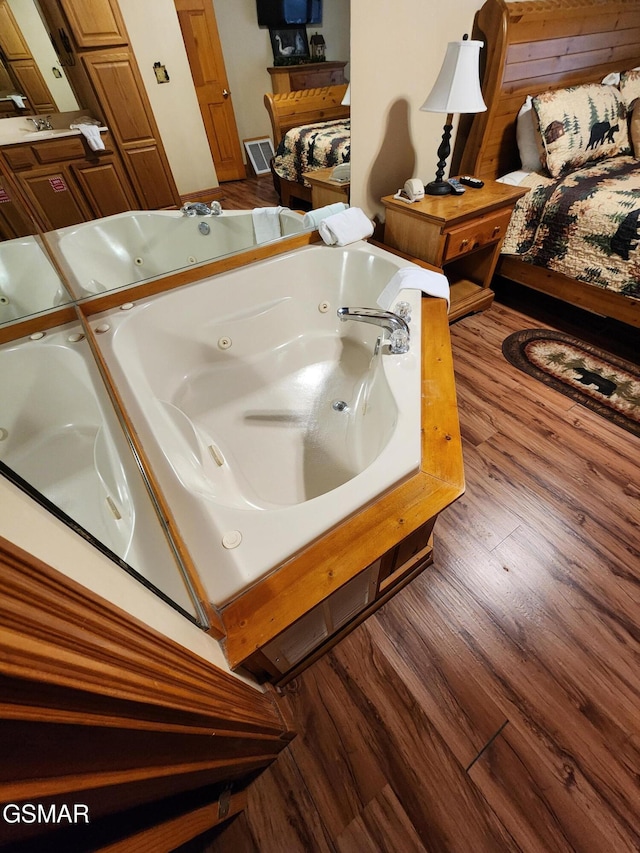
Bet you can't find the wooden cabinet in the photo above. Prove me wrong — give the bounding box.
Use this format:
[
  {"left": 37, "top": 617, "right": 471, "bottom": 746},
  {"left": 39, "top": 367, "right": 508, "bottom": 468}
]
[
  {"left": 58, "top": 0, "right": 128, "bottom": 48},
  {"left": 267, "top": 61, "right": 348, "bottom": 94},
  {"left": 5, "top": 132, "right": 137, "bottom": 230},
  {"left": 0, "top": 0, "right": 30, "bottom": 59},
  {"left": 36, "top": 0, "right": 181, "bottom": 211},
  {"left": 0, "top": 173, "right": 35, "bottom": 240},
  {"left": 382, "top": 180, "right": 528, "bottom": 322},
  {"left": 259, "top": 517, "right": 436, "bottom": 677},
  {"left": 81, "top": 50, "right": 179, "bottom": 209}
]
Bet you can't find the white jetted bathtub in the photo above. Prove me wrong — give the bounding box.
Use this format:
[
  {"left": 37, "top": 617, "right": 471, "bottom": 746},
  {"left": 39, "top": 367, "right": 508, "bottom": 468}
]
[
  {"left": 93, "top": 242, "right": 424, "bottom": 605},
  {"left": 0, "top": 323, "right": 197, "bottom": 617},
  {"left": 0, "top": 236, "right": 71, "bottom": 323},
  {"left": 48, "top": 208, "right": 306, "bottom": 296}
]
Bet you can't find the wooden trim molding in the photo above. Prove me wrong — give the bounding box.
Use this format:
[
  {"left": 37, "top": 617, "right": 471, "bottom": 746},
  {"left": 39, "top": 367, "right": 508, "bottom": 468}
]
[{"left": 0, "top": 535, "right": 294, "bottom": 847}]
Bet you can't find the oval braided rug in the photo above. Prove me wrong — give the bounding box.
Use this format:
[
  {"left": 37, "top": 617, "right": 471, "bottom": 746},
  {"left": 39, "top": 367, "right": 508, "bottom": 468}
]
[{"left": 502, "top": 329, "right": 640, "bottom": 438}]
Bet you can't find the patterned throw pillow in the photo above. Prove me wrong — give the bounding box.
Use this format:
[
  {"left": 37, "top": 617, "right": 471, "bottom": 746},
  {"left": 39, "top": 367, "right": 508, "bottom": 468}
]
[
  {"left": 630, "top": 99, "right": 640, "bottom": 158},
  {"left": 532, "top": 83, "right": 629, "bottom": 177},
  {"left": 620, "top": 69, "right": 640, "bottom": 110}
]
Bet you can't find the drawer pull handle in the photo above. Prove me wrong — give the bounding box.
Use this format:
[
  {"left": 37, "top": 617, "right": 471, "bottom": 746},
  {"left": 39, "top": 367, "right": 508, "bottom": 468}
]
[
  {"left": 472, "top": 241, "right": 480, "bottom": 250},
  {"left": 492, "top": 226, "right": 501, "bottom": 236},
  {"left": 460, "top": 239, "right": 469, "bottom": 250}
]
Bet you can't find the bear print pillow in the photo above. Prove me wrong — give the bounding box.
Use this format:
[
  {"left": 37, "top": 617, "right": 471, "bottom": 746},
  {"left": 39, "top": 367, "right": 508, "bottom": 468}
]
[{"left": 532, "top": 83, "right": 630, "bottom": 178}]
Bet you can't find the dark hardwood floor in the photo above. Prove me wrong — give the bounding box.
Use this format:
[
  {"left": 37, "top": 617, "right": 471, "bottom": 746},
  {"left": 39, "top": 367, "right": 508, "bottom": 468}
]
[
  {"left": 215, "top": 174, "right": 281, "bottom": 210},
  {"left": 188, "top": 179, "right": 640, "bottom": 852}
]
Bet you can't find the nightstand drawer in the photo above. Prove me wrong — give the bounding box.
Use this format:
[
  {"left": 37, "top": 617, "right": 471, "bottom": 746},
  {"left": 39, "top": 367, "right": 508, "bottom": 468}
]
[{"left": 443, "top": 209, "right": 512, "bottom": 262}]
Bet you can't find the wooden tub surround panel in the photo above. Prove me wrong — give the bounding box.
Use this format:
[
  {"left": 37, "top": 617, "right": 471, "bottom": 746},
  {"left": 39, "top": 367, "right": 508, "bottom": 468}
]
[
  {"left": 0, "top": 536, "right": 294, "bottom": 850},
  {"left": 221, "top": 296, "right": 464, "bottom": 679}
]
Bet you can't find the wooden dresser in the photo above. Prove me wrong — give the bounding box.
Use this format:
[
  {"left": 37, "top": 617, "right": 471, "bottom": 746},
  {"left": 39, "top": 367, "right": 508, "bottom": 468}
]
[{"left": 267, "top": 61, "right": 348, "bottom": 93}]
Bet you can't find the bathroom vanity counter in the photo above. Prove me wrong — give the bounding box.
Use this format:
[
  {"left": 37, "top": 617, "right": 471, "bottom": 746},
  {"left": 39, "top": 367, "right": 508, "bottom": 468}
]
[
  {"left": 0, "top": 123, "right": 136, "bottom": 231},
  {"left": 0, "top": 125, "right": 108, "bottom": 147}
]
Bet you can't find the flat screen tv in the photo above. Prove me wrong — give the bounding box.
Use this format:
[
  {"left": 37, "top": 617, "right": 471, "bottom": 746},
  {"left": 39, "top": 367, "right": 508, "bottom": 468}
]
[{"left": 257, "top": 0, "right": 322, "bottom": 26}]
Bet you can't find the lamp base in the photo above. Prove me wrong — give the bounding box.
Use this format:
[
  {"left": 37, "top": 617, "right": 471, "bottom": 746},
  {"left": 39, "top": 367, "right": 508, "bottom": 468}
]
[{"left": 425, "top": 179, "right": 452, "bottom": 196}]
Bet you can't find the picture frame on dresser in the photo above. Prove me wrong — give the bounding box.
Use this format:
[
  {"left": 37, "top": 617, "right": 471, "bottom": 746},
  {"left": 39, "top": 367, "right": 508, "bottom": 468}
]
[{"left": 269, "top": 27, "right": 310, "bottom": 63}]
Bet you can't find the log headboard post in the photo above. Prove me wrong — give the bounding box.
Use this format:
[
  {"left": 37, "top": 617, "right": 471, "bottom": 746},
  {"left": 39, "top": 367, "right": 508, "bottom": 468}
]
[{"left": 455, "top": 0, "right": 640, "bottom": 181}]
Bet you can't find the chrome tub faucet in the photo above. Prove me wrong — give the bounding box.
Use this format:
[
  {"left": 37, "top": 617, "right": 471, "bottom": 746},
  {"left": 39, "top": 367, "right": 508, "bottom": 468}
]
[
  {"left": 337, "top": 306, "right": 410, "bottom": 354},
  {"left": 181, "top": 200, "right": 222, "bottom": 217}
]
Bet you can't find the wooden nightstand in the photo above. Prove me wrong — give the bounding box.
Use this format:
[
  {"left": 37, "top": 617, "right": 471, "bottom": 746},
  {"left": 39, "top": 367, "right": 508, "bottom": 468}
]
[
  {"left": 303, "top": 167, "right": 350, "bottom": 208},
  {"left": 381, "top": 180, "right": 527, "bottom": 322}
]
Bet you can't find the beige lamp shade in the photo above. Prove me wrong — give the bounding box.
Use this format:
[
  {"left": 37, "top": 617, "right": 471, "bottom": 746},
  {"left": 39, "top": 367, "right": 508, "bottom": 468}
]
[{"left": 420, "top": 39, "right": 487, "bottom": 114}]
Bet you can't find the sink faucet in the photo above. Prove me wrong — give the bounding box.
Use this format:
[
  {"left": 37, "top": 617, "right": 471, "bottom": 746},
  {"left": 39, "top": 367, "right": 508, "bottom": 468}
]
[
  {"left": 27, "top": 115, "right": 53, "bottom": 131},
  {"left": 337, "top": 306, "right": 410, "bottom": 354},
  {"left": 181, "top": 200, "right": 222, "bottom": 217}
]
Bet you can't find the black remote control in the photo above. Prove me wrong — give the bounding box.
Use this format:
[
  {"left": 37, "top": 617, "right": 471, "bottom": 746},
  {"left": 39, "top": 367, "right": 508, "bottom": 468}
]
[
  {"left": 459, "top": 175, "right": 484, "bottom": 188},
  {"left": 447, "top": 178, "right": 466, "bottom": 195}
]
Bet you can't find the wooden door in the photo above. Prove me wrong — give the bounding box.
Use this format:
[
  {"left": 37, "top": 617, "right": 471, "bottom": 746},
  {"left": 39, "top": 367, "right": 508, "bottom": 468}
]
[{"left": 175, "top": 0, "right": 245, "bottom": 182}]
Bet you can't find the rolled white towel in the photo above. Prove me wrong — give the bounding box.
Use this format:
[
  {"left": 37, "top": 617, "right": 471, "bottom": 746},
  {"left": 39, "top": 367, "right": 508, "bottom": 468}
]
[
  {"left": 302, "top": 202, "right": 349, "bottom": 229},
  {"left": 253, "top": 206, "right": 284, "bottom": 243},
  {"left": 70, "top": 123, "right": 105, "bottom": 151},
  {"left": 377, "top": 266, "right": 450, "bottom": 311},
  {"left": 318, "top": 207, "right": 374, "bottom": 246}
]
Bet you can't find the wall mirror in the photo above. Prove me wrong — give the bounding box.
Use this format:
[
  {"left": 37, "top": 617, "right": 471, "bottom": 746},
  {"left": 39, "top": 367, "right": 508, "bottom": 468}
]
[
  {"left": 0, "top": 0, "right": 320, "bottom": 323},
  {"left": 0, "top": 312, "right": 206, "bottom": 625},
  {"left": 1, "top": 0, "right": 349, "bottom": 626},
  {"left": 0, "top": 0, "right": 80, "bottom": 116}
]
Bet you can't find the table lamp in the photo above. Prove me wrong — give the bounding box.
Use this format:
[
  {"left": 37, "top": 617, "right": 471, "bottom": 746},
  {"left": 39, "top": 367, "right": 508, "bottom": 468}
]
[{"left": 420, "top": 35, "right": 486, "bottom": 195}]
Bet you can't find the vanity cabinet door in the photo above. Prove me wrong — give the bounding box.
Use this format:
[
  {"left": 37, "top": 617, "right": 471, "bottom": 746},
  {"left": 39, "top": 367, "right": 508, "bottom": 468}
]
[
  {"left": 71, "top": 156, "right": 136, "bottom": 217},
  {"left": 57, "top": 0, "right": 128, "bottom": 48},
  {"left": 17, "top": 165, "right": 93, "bottom": 229},
  {"left": 0, "top": 174, "right": 36, "bottom": 239}
]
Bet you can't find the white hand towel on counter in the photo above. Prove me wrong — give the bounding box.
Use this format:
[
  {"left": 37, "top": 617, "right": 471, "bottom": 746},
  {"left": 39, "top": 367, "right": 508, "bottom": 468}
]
[
  {"left": 377, "top": 266, "right": 450, "bottom": 311},
  {"left": 302, "top": 202, "right": 349, "bottom": 229},
  {"left": 253, "top": 206, "right": 284, "bottom": 243},
  {"left": 70, "top": 123, "right": 105, "bottom": 151},
  {"left": 318, "top": 207, "right": 374, "bottom": 246}
]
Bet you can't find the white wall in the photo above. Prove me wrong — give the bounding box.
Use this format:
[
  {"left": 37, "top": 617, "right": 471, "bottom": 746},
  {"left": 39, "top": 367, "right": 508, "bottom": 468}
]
[
  {"left": 350, "top": 0, "right": 484, "bottom": 219},
  {"left": 119, "top": 0, "right": 218, "bottom": 196}
]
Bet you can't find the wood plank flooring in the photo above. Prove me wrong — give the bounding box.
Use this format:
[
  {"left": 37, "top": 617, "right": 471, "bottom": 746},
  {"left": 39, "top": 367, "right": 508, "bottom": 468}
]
[{"left": 186, "top": 183, "right": 639, "bottom": 851}]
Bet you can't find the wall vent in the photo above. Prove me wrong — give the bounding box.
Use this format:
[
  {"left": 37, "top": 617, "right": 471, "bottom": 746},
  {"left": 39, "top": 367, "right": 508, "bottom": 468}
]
[{"left": 243, "top": 137, "right": 276, "bottom": 176}]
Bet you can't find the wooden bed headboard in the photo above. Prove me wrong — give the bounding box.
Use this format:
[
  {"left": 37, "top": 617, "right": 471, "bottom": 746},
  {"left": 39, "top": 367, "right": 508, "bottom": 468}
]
[
  {"left": 456, "top": 0, "right": 640, "bottom": 180},
  {"left": 264, "top": 83, "right": 350, "bottom": 148}
]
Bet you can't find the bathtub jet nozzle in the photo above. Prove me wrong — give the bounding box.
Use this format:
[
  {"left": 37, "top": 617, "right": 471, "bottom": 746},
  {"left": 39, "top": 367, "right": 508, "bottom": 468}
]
[{"left": 337, "top": 306, "right": 410, "bottom": 354}]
